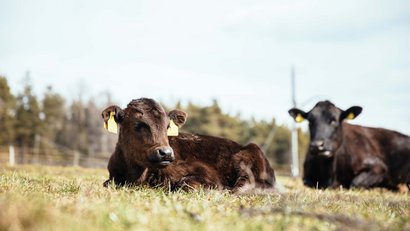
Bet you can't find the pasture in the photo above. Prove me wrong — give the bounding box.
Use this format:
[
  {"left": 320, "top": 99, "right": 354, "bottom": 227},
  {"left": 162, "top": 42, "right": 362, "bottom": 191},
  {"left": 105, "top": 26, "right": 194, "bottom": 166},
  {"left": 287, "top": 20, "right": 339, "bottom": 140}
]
[{"left": 0, "top": 165, "right": 408, "bottom": 231}]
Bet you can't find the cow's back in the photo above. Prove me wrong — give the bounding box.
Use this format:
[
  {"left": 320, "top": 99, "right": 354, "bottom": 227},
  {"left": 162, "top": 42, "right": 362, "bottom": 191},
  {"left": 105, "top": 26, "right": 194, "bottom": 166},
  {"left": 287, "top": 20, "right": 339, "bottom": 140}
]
[
  {"left": 169, "top": 133, "right": 242, "bottom": 161},
  {"left": 340, "top": 124, "right": 410, "bottom": 186},
  {"left": 168, "top": 133, "right": 244, "bottom": 186},
  {"left": 371, "top": 127, "right": 410, "bottom": 184}
]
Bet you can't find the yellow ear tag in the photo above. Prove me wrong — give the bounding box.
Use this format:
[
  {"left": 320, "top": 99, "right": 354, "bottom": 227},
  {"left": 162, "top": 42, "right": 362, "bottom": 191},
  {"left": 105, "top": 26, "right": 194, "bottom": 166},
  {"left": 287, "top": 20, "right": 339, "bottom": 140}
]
[
  {"left": 346, "top": 112, "right": 355, "bottom": 120},
  {"left": 167, "top": 120, "right": 179, "bottom": 136},
  {"left": 295, "top": 113, "right": 304, "bottom": 123},
  {"left": 104, "top": 112, "right": 118, "bottom": 134}
]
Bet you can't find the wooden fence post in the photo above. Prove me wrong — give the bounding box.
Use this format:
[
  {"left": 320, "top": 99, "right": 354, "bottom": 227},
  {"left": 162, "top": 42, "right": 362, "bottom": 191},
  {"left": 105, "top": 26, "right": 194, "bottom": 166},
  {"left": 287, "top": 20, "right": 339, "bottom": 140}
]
[
  {"left": 73, "top": 151, "right": 80, "bottom": 167},
  {"left": 9, "top": 145, "right": 15, "bottom": 166}
]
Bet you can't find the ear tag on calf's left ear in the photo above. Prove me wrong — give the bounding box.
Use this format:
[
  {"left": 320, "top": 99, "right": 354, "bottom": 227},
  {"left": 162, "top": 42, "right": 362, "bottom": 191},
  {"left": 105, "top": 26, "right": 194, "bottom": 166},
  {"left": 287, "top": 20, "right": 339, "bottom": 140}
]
[
  {"left": 104, "top": 112, "right": 118, "bottom": 134},
  {"left": 346, "top": 112, "right": 355, "bottom": 120},
  {"left": 167, "top": 120, "right": 179, "bottom": 136},
  {"left": 295, "top": 113, "right": 304, "bottom": 123}
]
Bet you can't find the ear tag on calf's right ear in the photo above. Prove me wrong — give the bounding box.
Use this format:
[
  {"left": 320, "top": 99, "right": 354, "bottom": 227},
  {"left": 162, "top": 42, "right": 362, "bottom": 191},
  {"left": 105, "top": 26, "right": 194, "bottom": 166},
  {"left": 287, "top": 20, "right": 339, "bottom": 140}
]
[
  {"left": 167, "top": 120, "right": 179, "bottom": 136},
  {"left": 104, "top": 112, "right": 118, "bottom": 134},
  {"left": 346, "top": 112, "right": 355, "bottom": 120},
  {"left": 295, "top": 113, "right": 304, "bottom": 123}
]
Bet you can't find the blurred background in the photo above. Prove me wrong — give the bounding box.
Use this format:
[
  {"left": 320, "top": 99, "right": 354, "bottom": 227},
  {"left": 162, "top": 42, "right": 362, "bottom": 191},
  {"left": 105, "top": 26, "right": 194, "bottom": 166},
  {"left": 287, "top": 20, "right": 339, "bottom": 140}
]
[{"left": 0, "top": 0, "right": 409, "bottom": 175}]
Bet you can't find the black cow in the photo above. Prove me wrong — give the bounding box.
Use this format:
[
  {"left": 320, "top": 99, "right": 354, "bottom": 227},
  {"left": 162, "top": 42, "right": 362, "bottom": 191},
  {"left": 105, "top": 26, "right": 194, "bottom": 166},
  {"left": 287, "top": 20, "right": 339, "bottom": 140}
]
[{"left": 289, "top": 100, "right": 410, "bottom": 190}]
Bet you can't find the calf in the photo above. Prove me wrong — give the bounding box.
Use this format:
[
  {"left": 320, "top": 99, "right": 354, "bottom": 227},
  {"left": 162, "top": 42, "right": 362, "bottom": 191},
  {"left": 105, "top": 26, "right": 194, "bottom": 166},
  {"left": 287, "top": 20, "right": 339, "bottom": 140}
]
[
  {"left": 102, "top": 98, "right": 275, "bottom": 192},
  {"left": 289, "top": 100, "right": 410, "bottom": 190}
]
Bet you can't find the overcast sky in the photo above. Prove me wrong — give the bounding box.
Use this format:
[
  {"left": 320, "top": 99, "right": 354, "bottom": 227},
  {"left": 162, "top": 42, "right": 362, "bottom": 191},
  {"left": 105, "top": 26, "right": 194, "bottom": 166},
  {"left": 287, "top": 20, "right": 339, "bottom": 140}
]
[{"left": 1, "top": 0, "right": 409, "bottom": 134}]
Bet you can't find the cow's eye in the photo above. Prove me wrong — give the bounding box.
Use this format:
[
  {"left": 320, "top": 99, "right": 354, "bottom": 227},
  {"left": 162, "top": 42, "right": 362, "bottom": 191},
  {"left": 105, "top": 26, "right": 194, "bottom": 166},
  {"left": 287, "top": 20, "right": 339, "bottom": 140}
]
[{"left": 135, "top": 122, "right": 149, "bottom": 132}]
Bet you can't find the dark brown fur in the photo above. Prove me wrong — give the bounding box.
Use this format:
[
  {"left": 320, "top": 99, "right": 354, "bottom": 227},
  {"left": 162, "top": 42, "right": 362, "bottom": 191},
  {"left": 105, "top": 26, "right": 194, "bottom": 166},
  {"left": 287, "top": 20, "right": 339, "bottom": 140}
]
[
  {"left": 102, "top": 98, "right": 275, "bottom": 192},
  {"left": 289, "top": 101, "right": 410, "bottom": 190},
  {"left": 332, "top": 124, "right": 410, "bottom": 189}
]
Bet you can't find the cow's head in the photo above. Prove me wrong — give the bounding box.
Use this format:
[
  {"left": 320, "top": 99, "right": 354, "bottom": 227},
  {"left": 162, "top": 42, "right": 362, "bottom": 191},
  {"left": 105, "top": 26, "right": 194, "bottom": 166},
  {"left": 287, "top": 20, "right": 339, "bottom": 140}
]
[
  {"left": 288, "top": 100, "right": 362, "bottom": 158},
  {"left": 102, "top": 98, "right": 187, "bottom": 168}
]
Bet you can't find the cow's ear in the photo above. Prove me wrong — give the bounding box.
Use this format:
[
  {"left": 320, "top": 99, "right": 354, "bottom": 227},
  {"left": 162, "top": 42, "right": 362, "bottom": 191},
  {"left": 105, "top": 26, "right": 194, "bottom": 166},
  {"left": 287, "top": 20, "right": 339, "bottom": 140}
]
[
  {"left": 340, "top": 106, "right": 362, "bottom": 120},
  {"left": 288, "top": 108, "right": 307, "bottom": 123},
  {"left": 102, "top": 105, "right": 124, "bottom": 134},
  {"left": 168, "top": 109, "right": 188, "bottom": 127},
  {"left": 102, "top": 105, "right": 124, "bottom": 123}
]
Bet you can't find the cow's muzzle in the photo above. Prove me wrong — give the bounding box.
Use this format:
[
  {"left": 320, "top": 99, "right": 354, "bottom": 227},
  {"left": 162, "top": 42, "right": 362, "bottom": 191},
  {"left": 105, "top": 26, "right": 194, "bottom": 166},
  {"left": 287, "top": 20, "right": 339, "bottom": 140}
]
[
  {"left": 147, "top": 146, "right": 175, "bottom": 167},
  {"left": 309, "top": 140, "right": 332, "bottom": 157}
]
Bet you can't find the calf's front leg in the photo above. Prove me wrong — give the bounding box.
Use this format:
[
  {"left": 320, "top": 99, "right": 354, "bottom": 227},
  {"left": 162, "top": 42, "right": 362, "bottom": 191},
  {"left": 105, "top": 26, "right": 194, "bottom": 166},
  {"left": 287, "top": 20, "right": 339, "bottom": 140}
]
[{"left": 104, "top": 145, "right": 145, "bottom": 187}]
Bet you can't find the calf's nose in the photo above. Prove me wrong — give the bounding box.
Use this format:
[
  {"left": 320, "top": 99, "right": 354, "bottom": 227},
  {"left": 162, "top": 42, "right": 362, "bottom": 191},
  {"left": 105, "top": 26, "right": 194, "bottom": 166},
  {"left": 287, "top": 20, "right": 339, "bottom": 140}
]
[
  {"left": 310, "top": 140, "right": 325, "bottom": 150},
  {"left": 157, "top": 147, "right": 174, "bottom": 159}
]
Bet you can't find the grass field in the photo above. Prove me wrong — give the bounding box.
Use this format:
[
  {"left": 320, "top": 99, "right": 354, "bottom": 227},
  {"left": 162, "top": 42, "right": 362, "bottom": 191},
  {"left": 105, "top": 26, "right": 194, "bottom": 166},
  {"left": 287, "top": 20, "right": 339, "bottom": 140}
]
[{"left": 0, "top": 165, "right": 409, "bottom": 231}]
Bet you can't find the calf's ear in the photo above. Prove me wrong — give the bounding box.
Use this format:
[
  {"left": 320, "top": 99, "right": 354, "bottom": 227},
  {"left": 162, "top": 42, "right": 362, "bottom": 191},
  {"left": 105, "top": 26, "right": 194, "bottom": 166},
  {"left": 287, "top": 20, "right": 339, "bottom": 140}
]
[
  {"left": 340, "top": 106, "right": 362, "bottom": 120},
  {"left": 102, "top": 105, "right": 124, "bottom": 134},
  {"left": 102, "top": 105, "right": 124, "bottom": 123},
  {"left": 288, "top": 108, "right": 307, "bottom": 123},
  {"left": 168, "top": 109, "right": 188, "bottom": 127}
]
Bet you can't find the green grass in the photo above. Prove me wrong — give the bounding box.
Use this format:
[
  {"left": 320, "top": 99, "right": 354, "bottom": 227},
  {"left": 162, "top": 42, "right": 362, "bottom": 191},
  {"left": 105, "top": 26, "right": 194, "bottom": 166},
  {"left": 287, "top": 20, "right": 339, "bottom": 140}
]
[{"left": 0, "top": 165, "right": 409, "bottom": 231}]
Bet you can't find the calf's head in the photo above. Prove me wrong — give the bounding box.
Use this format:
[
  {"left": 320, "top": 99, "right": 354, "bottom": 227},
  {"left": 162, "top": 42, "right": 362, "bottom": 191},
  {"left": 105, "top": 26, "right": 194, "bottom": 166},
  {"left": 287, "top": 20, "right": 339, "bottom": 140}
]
[
  {"left": 102, "top": 98, "right": 187, "bottom": 168},
  {"left": 288, "top": 100, "right": 362, "bottom": 157}
]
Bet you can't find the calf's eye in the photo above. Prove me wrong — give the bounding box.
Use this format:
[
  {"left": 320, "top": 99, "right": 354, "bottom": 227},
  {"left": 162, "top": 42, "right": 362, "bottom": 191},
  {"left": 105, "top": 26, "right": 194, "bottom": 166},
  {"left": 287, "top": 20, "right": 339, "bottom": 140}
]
[{"left": 135, "top": 122, "right": 148, "bottom": 132}]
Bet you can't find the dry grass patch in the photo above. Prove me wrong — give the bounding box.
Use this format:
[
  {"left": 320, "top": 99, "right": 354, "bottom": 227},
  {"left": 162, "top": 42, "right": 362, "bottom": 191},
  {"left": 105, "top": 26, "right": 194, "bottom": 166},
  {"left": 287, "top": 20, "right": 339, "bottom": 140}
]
[{"left": 0, "top": 165, "right": 408, "bottom": 231}]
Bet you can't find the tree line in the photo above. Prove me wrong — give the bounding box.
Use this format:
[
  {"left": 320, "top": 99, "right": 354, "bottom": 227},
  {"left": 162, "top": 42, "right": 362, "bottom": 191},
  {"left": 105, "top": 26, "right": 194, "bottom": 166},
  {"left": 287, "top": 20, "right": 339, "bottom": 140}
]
[{"left": 0, "top": 76, "right": 308, "bottom": 171}]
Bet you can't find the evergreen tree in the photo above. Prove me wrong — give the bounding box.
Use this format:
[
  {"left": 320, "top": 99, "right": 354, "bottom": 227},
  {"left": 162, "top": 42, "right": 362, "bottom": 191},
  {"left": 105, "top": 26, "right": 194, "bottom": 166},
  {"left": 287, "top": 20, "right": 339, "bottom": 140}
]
[
  {"left": 0, "top": 76, "right": 16, "bottom": 146},
  {"left": 59, "top": 100, "right": 88, "bottom": 154},
  {"left": 15, "top": 79, "right": 42, "bottom": 158},
  {"left": 271, "top": 125, "right": 291, "bottom": 165},
  {"left": 41, "top": 86, "right": 65, "bottom": 141},
  {"left": 85, "top": 98, "right": 104, "bottom": 156}
]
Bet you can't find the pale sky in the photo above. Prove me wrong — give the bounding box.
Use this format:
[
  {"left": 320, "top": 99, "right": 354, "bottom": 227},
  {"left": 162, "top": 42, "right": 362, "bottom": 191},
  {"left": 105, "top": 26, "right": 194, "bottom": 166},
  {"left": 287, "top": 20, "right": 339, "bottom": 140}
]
[{"left": 1, "top": 0, "right": 409, "bottom": 134}]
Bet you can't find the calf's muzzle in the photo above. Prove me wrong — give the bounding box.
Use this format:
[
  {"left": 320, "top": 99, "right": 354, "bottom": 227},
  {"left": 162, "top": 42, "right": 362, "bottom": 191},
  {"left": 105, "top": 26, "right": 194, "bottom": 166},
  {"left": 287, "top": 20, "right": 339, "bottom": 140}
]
[{"left": 147, "top": 146, "right": 175, "bottom": 167}]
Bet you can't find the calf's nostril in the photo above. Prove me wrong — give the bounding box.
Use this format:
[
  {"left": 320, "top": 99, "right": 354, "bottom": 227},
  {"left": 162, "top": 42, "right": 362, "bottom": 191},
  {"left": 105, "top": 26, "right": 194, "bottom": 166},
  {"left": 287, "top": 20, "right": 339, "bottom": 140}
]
[{"left": 158, "top": 147, "right": 173, "bottom": 157}]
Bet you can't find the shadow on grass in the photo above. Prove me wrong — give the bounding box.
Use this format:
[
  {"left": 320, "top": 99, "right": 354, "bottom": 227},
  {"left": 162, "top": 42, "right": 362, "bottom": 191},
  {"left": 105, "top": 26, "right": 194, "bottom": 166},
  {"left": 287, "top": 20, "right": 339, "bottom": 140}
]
[{"left": 239, "top": 207, "right": 379, "bottom": 231}]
